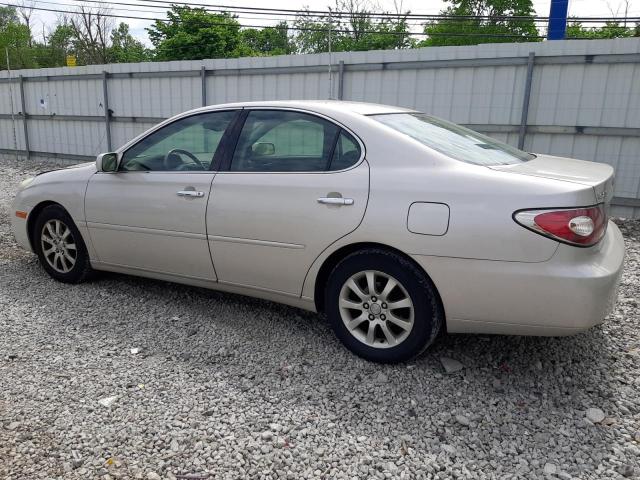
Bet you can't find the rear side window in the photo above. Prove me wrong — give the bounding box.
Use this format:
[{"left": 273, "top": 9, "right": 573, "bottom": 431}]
[
  {"left": 230, "top": 110, "right": 339, "bottom": 172},
  {"left": 371, "top": 113, "right": 534, "bottom": 166},
  {"left": 329, "top": 131, "right": 361, "bottom": 171}
]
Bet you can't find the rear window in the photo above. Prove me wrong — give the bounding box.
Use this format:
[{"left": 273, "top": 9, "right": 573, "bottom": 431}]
[{"left": 371, "top": 113, "right": 534, "bottom": 166}]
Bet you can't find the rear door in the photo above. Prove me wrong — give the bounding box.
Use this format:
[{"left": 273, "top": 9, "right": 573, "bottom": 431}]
[
  {"left": 85, "top": 110, "right": 238, "bottom": 279},
  {"left": 207, "top": 109, "right": 369, "bottom": 295}
]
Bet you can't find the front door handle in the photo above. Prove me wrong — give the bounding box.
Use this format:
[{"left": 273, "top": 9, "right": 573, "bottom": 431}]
[
  {"left": 317, "top": 197, "right": 354, "bottom": 206},
  {"left": 177, "top": 190, "right": 204, "bottom": 197}
]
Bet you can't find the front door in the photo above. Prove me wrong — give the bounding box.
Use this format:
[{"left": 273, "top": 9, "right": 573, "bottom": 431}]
[
  {"left": 85, "top": 110, "right": 238, "bottom": 280},
  {"left": 207, "top": 109, "right": 369, "bottom": 296}
]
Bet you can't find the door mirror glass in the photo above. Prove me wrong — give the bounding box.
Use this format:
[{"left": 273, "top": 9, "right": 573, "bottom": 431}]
[
  {"left": 97, "top": 152, "right": 118, "bottom": 172},
  {"left": 252, "top": 142, "right": 275, "bottom": 156}
]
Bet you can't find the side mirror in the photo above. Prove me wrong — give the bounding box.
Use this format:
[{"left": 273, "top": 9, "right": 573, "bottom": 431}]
[
  {"left": 251, "top": 142, "right": 275, "bottom": 156},
  {"left": 96, "top": 152, "right": 119, "bottom": 172}
]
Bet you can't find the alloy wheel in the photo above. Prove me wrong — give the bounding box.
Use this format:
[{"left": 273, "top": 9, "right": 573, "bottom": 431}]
[
  {"left": 40, "top": 219, "right": 77, "bottom": 274},
  {"left": 338, "top": 270, "right": 415, "bottom": 349}
]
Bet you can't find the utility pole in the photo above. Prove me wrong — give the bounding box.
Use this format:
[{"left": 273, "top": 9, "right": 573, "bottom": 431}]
[
  {"left": 328, "top": 6, "right": 333, "bottom": 99},
  {"left": 5, "top": 47, "right": 19, "bottom": 162},
  {"left": 547, "top": 0, "right": 569, "bottom": 40}
]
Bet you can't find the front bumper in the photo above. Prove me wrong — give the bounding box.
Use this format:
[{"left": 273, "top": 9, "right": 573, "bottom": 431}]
[
  {"left": 10, "top": 199, "right": 33, "bottom": 253},
  {"left": 411, "top": 221, "right": 625, "bottom": 336}
]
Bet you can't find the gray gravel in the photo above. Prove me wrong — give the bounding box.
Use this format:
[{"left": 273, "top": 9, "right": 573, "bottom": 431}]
[{"left": 1, "top": 157, "right": 639, "bottom": 480}]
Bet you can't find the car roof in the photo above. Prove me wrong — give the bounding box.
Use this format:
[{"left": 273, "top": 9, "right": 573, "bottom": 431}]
[{"left": 199, "top": 100, "right": 417, "bottom": 116}]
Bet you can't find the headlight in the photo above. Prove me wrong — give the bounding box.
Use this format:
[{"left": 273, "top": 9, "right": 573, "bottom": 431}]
[{"left": 19, "top": 177, "right": 35, "bottom": 189}]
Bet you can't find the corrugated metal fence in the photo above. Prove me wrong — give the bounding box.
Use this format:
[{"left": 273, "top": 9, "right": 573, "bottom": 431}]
[{"left": 1, "top": 37, "right": 639, "bottom": 217}]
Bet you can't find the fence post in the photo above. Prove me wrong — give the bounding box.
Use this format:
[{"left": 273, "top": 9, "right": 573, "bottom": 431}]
[
  {"left": 18, "top": 75, "right": 30, "bottom": 159},
  {"left": 201, "top": 66, "right": 207, "bottom": 106},
  {"left": 337, "top": 60, "right": 345, "bottom": 100},
  {"left": 518, "top": 52, "right": 535, "bottom": 150},
  {"left": 102, "top": 71, "right": 112, "bottom": 152}
]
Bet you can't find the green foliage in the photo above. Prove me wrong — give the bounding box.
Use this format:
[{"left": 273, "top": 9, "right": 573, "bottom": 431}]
[
  {"left": 292, "top": 1, "right": 413, "bottom": 54},
  {"left": 147, "top": 6, "right": 244, "bottom": 60},
  {"left": 292, "top": 10, "right": 340, "bottom": 54},
  {"left": 49, "top": 24, "right": 75, "bottom": 53},
  {"left": 241, "top": 22, "right": 294, "bottom": 56},
  {"left": 38, "top": 23, "right": 75, "bottom": 67},
  {"left": 4, "top": 0, "right": 638, "bottom": 70},
  {"left": 0, "top": 5, "right": 19, "bottom": 29},
  {"left": 421, "top": 0, "right": 540, "bottom": 46},
  {"left": 566, "top": 21, "right": 639, "bottom": 39},
  {"left": 28, "top": 24, "right": 70, "bottom": 68},
  {"left": 109, "top": 23, "right": 150, "bottom": 63},
  {"left": 344, "top": 19, "right": 414, "bottom": 51},
  {"left": 0, "top": 7, "right": 36, "bottom": 70}
]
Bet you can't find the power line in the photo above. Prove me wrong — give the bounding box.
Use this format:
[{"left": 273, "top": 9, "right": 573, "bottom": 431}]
[
  {"left": 54, "top": 0, "right": 419, "bottom": 31},
  {"left": 47, "top": 0, "right": 640, "bottom": 23},
  {"left": 36, "top": 0, "right": 299, "bottom": 24},
  {"left": 0, "top": 2, "right": 551, "bottom": 38},
  {"left": 5, "top": 1, "right": 635, "bottom": 46},
  {"left": 84, "top": 0, "right": 640, "bottom": 23},
  {"left": 19, "top": 0, "right": 639, "bottom": 30},
  {"left": 55, "top": 0, "right": 548, "bottom": 26}
]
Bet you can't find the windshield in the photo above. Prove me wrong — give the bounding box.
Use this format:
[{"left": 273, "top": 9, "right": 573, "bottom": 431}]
[{"left": 371, "top": 113, "right": 535, "bottom": 166}]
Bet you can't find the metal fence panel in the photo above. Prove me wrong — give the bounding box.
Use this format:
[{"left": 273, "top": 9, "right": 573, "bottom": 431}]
[
  {"left": 27, "top": 119, "right": 106, "bottom": 156},
  {"left": 0, "top": 118, "right": 24, "bottom": 151},
  {"left": 0, "top": 38, "right": 639, "bottom": 217}
]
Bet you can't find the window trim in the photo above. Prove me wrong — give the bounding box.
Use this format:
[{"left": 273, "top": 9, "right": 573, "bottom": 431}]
[
  {"left": 116, "top": 109, "right": 241, "bottom": 173},
  {"left": 219, "top": 107, "right": 366, "bottom": 174},
  {"left": 325, "top": 127, "right": 342, "bottom": 171}
]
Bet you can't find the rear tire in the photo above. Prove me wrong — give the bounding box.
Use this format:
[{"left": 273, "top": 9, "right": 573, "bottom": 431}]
[
  {"left": 33, "top": 205, "right": 94, "bottom": 284},
  {"left": 325, "top": 248, "right": 443, "bottom": 363}
]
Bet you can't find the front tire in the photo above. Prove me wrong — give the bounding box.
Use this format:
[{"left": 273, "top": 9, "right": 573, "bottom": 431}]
[
  {"left": 325, "top": 248, "right": 443, "bottom": 363},
  {"left": 33, "top": 205, "right": 94, "bottom": 284}
]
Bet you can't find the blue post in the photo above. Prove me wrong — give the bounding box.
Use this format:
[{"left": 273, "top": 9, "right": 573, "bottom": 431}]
[{"left": 547, "top": 0, "right": 569, "bottom": 40}]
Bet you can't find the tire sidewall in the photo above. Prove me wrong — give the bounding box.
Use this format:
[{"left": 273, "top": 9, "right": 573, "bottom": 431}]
[
  {"left": 325, "top": 250, "right": 441, "bottom": 363},
  {"left": 34, "top": 205, "right": 91, "bottom": 283}
]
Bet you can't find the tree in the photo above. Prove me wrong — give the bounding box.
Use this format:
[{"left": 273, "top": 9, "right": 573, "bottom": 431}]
[
  {"left": 293, "top": 8, "right": 343, "bottom": 54},
  {"left": 0, "top": 6, "right": 36, "bottom": 70},
  {"left": 109, "top": 23, "right": 149, "bottom": 63},
  {"left": 293, "top": 0, "right": 412, "bottom": 54},
  {"left": 0, "top": 5, "right": 19, "bottom": 29},
  {"left": 147, "top": 6, "right": 244, "bottom": 60},
  {"left": 241, "top": 21, "right": 293, "bottom": 56},
  {"left": 48, "top": 22, "right": 75, "bottom": 53},
  {"left": 566, "top": 21, "right": 639, "bottom": 39},
  {"left": 421, "top": 0, "right": 540, "bottom": 46},
  {"left": 17, "top": 1, "right": 35, "bottom": 47},
  {"left": 27, "top": 22, "right": 75, "bottom": 68},
  {"left": 67, "top": 6, "right": 114, "bottom": 64}
]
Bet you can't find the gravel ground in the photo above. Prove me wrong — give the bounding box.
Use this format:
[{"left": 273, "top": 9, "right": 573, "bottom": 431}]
[{"left": 1, "top": 157, "right": 639, "bottom": 480}]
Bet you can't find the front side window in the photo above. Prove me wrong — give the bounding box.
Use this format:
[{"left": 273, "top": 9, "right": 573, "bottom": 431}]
[
  {"left": 230, "top": 110, "right": 340, "bottom": 172},
  {"left": 371, "top": 113, "right": 534, "bottom": 166},
  {"left": 120, "top": 110, "right": 237, "bottom": 171}
]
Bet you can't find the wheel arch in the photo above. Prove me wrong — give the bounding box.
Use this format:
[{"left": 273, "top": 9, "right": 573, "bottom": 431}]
[
  {"left": 27, "top": 201, "right": 64, "bottom": 251},
  {"left": 312, "top": 242, "right": 445, "bottom": 325}
]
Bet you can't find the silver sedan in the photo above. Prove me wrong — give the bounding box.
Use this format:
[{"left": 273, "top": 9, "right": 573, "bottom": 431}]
[{"left": 11, "top": 101, "right": 625, "bottom": 363}]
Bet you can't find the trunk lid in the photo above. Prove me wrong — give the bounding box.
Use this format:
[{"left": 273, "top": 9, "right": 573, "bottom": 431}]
[{"left": 489, "top": 154, "right": 614, "bottom": 206}]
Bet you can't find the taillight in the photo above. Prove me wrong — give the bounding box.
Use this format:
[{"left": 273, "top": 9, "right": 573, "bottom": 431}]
[{"left": 514, "top": 205, "right": 607, "bottom": 247}]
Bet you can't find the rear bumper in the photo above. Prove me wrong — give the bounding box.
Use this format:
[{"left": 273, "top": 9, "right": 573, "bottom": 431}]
[{"left": 411, "top": 221, "right": 625, "bottom": 336}]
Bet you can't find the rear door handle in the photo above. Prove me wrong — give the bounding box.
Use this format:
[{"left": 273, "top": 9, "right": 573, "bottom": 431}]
[
  {"left": 317, "top": 197, "right": 354, "bottom": 206},
  {"left": 177, "top": 190, "right": 204, "bottom": 197}
]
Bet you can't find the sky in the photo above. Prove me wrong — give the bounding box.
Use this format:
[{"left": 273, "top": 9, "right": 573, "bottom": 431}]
[{"left": 26, "top": 0, "right": 640, "bottom": 46}]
